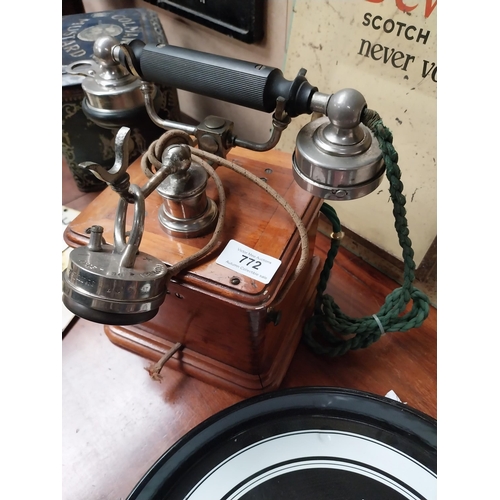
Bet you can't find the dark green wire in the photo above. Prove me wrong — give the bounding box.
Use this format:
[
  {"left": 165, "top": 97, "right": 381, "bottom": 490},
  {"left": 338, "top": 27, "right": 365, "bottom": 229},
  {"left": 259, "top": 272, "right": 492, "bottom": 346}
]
[{"left": 302, "top": 108, "right": 431, "bottom": 357}]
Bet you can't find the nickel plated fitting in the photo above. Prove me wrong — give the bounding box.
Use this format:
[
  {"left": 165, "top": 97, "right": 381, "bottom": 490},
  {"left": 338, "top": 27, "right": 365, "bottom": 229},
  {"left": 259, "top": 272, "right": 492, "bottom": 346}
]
[
  {"left": 66, "top": 35, "right": 159, "bottom": 128},
  {"left": 293, "top": 88, "right": 385, "bottom": 201},
  {"left": 156, "top": 144, "right": 219, "bottom": 238}
]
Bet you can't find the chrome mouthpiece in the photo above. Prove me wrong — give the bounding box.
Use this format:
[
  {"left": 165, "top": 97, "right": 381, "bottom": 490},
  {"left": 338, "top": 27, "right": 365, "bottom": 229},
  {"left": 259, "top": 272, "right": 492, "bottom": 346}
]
[{"left": 293, "top": 89, "right": 385, "bottom": 201}]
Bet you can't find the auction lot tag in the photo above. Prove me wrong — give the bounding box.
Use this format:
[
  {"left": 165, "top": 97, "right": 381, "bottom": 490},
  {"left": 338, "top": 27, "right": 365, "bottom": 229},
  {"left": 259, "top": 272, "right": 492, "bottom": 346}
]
[{"left": 216, "top": 239, "right": 281, "bottom": 284}]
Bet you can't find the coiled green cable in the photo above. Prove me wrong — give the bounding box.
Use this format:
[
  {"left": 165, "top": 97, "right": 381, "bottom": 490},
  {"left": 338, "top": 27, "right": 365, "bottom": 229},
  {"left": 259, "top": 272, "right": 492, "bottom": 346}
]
[{"left": 302, "top": 108, "right": 431, "bottom": 356}]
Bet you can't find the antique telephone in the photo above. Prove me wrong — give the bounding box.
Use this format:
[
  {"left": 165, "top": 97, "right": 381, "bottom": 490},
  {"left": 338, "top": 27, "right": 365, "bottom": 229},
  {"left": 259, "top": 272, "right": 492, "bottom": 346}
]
[{"left": 62, "top": 36, "right": 429, "bottom": 395}]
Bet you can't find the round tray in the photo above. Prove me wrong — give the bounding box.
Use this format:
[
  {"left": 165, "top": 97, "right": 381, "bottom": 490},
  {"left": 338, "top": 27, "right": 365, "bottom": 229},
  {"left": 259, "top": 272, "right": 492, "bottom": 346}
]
[{"left": 127, "top": 387, "right": 437, "bottom": 500}]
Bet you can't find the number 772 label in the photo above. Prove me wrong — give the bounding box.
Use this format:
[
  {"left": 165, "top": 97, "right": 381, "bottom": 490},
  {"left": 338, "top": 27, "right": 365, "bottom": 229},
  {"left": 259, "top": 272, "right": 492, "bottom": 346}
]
[{"left": 215, "top": 239, "right": 282, "bottom": 285}]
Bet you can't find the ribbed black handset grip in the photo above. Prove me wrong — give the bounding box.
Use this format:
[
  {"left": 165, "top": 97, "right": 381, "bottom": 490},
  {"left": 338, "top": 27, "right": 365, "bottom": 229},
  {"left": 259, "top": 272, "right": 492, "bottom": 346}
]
[
  {"left": 129, "top": 41, "right": 317, "bottom": 116},
  {"left": 140, "top": 43, "right": 281, "bottom": 112}
]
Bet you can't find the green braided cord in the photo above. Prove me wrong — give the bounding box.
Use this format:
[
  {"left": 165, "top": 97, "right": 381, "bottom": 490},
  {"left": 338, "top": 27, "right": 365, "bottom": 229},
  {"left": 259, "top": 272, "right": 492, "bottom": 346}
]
[{"left": 302, "top": 108, "right": 431, "bottom": 357}]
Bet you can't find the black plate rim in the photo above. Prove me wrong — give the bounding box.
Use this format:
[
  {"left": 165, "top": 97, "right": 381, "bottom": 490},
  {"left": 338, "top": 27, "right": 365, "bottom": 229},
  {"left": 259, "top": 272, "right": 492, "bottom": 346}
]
[{"left": 127, "top": 386, "right": 436, "bottom": 500}]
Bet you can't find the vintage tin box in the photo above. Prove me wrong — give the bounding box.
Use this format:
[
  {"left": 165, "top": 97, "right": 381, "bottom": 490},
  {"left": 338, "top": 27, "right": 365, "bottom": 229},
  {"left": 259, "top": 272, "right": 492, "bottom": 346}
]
[{"left": 62, "top": 8, "right": 181, "bottom": 192}]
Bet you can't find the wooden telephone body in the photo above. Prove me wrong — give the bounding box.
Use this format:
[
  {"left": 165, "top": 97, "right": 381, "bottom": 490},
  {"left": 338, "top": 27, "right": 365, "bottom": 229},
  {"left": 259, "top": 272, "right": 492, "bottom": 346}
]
[{"left": 64, "top": 147, "right": 323, "bottom": 396}]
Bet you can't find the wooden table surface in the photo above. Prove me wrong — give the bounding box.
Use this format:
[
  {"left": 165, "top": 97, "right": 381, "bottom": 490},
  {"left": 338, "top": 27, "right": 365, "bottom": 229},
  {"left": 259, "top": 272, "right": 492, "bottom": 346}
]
[{"left": 62, "top": 155, "right": 437, "bottom": 500}]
